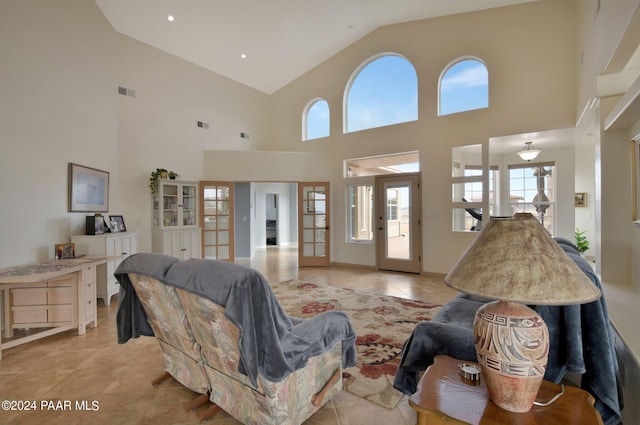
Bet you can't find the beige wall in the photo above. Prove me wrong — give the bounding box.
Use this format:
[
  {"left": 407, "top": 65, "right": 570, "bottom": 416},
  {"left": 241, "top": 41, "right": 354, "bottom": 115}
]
[{"left": 265, "top": 0, "right": 577, "bottom": 273}]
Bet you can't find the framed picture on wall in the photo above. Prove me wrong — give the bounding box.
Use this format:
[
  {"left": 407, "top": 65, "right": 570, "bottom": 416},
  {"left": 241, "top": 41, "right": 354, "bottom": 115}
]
[
  {"left": 109, "top": 215, "right": 126, "bottom": 232},
  {"left": 575, "top": 192, "right": 587, "bottom": 207},
  {"left": 68, "top": 163, "right": 109, "bottom": 212}
]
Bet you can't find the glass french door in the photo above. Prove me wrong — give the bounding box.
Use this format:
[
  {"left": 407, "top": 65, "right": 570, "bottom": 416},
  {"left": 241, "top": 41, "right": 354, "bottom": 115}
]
[
  {"left": 375, "top": 173, "right": 421, "bottom": 273},
  {"left": 200, "top": 181, "right": 234, "bottom": 262},
  {"left": 298, "top": 183, "right": 330, "bottom": 266}
]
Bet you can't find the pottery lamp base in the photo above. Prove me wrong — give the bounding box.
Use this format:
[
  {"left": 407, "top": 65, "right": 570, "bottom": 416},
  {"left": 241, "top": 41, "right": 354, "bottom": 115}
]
[{"left": 473, "top": 300, "right": 550, "bottom": 413}]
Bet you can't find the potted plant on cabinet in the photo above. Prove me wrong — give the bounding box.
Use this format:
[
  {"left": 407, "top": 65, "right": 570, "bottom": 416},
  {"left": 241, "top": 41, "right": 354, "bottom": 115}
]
[
  {"left": 149, "top": 168, "right": 168, "bottom": 195},
  {"left": 168, "top": 171, "right": 179, "bottom": 180}
]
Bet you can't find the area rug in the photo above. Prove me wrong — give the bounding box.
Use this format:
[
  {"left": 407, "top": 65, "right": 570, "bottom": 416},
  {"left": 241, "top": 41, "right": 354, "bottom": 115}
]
[{"left": 271, "top": 280, "right": 442, "bottom": 409}]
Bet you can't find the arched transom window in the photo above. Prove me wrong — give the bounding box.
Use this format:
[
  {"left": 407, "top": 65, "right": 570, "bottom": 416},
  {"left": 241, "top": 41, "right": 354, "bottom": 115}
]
[
  {"left": 345, "top": 54, "right": 418, "bottom": 133},
  {"left": 303, "top": 98, "right": 330, "bottom": 141},
  {"left": 439, "top": 58, "right": 488, "bottom": 116}
]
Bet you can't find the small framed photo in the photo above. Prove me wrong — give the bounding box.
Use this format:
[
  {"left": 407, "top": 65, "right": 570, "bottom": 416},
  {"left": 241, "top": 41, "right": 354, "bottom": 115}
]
[
  {"left": 55, "top": 243, "right": 75, "bottom": 259},
  {"left": 109, "top": 215, "right": 126, "bottom": 232},
  {"left": 575, "top": 192, "right": 587, "bottom": 207}
]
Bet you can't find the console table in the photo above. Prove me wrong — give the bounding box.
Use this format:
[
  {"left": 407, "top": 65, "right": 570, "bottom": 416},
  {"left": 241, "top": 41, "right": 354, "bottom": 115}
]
[
  {"left": 0, "top": 256, "right": 113, "bottom": 360},
  {"left": 409, "top": 355, "right": 603, "bottom": 425}
]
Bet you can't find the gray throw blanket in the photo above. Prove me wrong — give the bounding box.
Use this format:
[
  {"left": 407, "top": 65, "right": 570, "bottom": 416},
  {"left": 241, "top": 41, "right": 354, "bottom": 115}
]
[
  {"left": 115, "top": 253, "right": 357, "bottom": 387},
  {"left": 394, "top": 238, "right": 623, "bottom": 425}
]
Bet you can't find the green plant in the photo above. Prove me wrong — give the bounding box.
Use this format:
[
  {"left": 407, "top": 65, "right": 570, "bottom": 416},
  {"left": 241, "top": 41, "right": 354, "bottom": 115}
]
[
  {"left": 149, "top": 168, "right": 167, "bottom": 195},
  {"left": 168, "top": 171, "right": 179, "bottom": 179},
  {"left": 575, "top": 228, "right": 589, "bottom": 254}
]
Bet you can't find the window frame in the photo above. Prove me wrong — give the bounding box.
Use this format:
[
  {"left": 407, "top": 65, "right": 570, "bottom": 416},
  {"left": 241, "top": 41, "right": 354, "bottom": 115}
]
[
  {"left": 438, "top": 56, "right": 489, "bottom": 116},
  {"left": 343, "top": 52, "right": 418, "bottom": 134},
  {"left": 302, "top": 98, "right": 330, "bottom": 141},
  {"left": 345, "top": 178, "right": 374, "bottom": 244},
  {"left": 508, "top": 161, "right": 556, "bottom": 234}
]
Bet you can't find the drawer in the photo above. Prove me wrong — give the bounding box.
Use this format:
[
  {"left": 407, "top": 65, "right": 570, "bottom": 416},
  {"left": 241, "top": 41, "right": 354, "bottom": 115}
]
[
  {"left": 13, "top": 307, "right": 47, "bottom": 324},
  {"left": 48, "top": 306, "right": 72, "bottom": 323},
  {"left": 85, "top": 299, "right": 95, "bottom": 321},
  {"left": 48, "top": 287, "right": 72, "bottom": 305},
  {"left": 84, "top": 282, "right": 95, "bottom": 301},
  {"left": 12, "top": 288, "right": 47, "bottom": 306},
  {"left": 83, "top": 266, "right": 95, "bottom": 285}
]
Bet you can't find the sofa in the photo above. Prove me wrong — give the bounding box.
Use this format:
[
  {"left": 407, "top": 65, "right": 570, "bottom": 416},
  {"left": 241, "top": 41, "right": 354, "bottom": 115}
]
[
  {"left": 115, "top": 253, "right": 357, "bottom": 424},
  {"left": 394, "top": 238, "right": 623, "bottom": 425}
]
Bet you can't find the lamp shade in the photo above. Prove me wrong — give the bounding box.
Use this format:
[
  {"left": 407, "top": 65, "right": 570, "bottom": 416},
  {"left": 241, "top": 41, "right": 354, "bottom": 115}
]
[{"left": 444, "top": 213, "right": 601, "bottom": 305}]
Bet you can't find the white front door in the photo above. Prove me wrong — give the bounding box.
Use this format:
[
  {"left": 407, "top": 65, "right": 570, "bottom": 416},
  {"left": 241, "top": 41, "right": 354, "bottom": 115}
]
[{"left": 375, "top": 173, "right": 421, "bottom": 273}]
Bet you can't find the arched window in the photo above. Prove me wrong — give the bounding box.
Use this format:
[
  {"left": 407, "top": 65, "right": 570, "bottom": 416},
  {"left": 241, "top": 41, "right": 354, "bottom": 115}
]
[
  {"left": 344, "top": 54, "right": 418, "bottom": 133},
  {"left": 439, "top": 58, "right": 488, "bottom": 116},
  {"left": 303, "top": 99, "right": 330, "bottom": 141}
]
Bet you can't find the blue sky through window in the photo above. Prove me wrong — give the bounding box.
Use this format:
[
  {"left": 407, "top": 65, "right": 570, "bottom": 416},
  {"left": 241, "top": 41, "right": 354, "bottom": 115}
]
[
  {"left": 305, "top": 99, "right": 330, "bottom": 140},
  {"left": 305, "top": 56, "right": 488, "bottom": 140},
  {"left": 346, "top": 55, "right": 418, "bottom": 132},
  {"left": 440, "top": 59, "right": 488, "bottom": 115}
]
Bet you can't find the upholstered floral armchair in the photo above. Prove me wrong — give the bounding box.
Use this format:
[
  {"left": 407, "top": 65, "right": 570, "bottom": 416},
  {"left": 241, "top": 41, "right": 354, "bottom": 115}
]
[{"left": 116, "top": 253, "right": 357, "bottom": 424}]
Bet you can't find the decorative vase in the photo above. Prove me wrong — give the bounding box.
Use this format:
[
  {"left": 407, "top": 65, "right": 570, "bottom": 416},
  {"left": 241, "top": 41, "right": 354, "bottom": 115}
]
[{"left": 473, "top": 300, "right": 549, "bottom": 413}]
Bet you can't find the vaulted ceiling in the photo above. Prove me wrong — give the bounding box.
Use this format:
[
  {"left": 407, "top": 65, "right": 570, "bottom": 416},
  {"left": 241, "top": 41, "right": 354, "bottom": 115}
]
[{"left": 95, "top": 0, "right": 536, "bottom": 94}]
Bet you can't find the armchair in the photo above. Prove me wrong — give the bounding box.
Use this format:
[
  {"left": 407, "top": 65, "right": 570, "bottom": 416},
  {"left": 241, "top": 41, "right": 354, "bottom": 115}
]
[
  {"left": 115, "top": 254, "right": 211, "bottom": 412},
  {"left": 116, "top": 254, "right": 357, "bottom": 424}
]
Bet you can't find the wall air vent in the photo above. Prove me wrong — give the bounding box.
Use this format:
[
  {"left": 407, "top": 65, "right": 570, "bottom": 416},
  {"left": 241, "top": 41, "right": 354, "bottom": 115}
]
[
  {"left": 117, "top": 86, "right": 136, "bottom": 98},
  {"left": 197, "top": 121, "right": 210, "bottom": 129},
  {"left": 240, "top": 132, "right": 250, "bottom": 140}
]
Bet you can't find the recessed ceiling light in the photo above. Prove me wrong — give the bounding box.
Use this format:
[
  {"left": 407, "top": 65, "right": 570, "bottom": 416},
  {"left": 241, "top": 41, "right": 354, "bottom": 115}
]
[
  {"left": 167, "top": 15, "right": 174, "bottom": 22},
  {"left": 241, "top": 54, "right": 247, "bottom": 59}
]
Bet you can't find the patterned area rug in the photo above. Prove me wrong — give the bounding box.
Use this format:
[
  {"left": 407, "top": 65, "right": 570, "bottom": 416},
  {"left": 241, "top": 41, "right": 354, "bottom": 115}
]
[{"left": 271, "top": 280, "right": 442, "bottom": 409}]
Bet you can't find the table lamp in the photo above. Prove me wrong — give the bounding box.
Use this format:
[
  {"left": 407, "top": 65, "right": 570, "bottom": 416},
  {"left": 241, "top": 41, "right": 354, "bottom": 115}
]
[{"left": 444, "top": 213, "right": 601, "bottom": 413}]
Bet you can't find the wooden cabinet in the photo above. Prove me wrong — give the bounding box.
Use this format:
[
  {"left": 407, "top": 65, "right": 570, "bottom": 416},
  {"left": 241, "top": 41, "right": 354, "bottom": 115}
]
[
  {"left": 152, "top": 180, "right": 201, "bottom": 259},
  {"left": 71, "top": 232, "right": 138, "bottom": 305},
  {"left": 8, "top": 266, "right": 96, "bottom": 332},
  {"left": 0, "top": 257, "right": 105, "bottom": 359}
]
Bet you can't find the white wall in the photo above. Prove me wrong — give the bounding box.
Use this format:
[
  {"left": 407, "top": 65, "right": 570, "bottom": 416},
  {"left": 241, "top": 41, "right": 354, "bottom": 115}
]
[
  {"left": 114, "top": 33, "right": 270, "bottom": 253},
  {"left": 0, "top": 0, "right": 118, "bottom": 267},
  {"left": 0, "top": 0, "right": 272, "bottom": 266},
  {"left": 575, "top": 144, "right": 596, "bottom": 257}
]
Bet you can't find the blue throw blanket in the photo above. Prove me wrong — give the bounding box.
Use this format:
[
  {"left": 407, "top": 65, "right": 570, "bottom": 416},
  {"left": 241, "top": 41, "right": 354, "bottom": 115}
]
[
  {"left": 394, "top": 238, "right": 623, "bottom": 425},
  {"left": 115, "top": 253, "right": 357, "bottom": 387}
]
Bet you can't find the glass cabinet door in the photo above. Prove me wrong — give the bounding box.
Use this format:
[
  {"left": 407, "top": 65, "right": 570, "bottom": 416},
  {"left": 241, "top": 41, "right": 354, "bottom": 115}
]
[
  {"left": 153, "top": 181, "right": 199, "bottom": 229},
  {"left": 181, "top": 184, "right": 197, "bottom": 226},
  {"left": 162, "top": 183, "right": 179, "bottom": 227}
]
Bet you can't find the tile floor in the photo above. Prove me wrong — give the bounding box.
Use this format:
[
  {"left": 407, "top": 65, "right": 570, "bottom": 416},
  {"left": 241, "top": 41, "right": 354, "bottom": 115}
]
[{"left": 0, "top": 246, "right": 457, "bottom": 425}]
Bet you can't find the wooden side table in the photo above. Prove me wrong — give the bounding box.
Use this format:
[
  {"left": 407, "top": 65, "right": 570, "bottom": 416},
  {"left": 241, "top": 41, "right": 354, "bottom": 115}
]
[{"left": 409, "top": 355, "right": 603, "bottom": 425}]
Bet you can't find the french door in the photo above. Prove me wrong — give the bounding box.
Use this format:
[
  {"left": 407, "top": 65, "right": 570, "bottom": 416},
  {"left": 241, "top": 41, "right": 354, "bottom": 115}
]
[
  {"left": 298, "top": 182, "right": 330, "bottom": 266},
  {"left": 375, "top": 173, "right": 421, "bottom": 273},
  {"left": 200, "top": 181, "right": 234, "bottom": 262}
]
